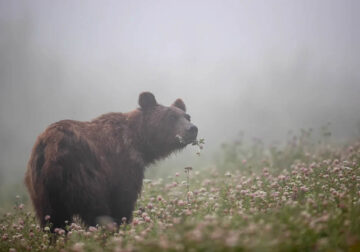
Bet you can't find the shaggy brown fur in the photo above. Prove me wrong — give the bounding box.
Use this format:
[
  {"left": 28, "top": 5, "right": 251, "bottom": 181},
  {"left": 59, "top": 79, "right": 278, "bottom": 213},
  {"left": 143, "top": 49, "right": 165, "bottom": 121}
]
[{"left": 25, "top": 92, "right": 198, "bottom": 230}]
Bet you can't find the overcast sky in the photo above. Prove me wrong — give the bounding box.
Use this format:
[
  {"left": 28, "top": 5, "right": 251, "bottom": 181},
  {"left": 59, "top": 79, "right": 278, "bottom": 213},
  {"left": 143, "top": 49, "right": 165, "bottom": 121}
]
[{"left": 1, "top": 0, "right": 359, "bottom": 183}]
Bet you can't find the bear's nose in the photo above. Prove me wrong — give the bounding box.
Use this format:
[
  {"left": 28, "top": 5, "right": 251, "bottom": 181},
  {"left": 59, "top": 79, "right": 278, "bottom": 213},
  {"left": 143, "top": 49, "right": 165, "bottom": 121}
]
[{"left": 188, "top": 125, "right": 198, "bottom": 136}]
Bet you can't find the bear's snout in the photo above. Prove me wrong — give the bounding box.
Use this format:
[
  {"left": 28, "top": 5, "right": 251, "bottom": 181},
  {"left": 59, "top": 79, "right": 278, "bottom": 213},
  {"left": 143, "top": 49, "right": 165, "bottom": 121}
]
[{"left": 186, "top": 124, "right": 198, "bottom": 141}]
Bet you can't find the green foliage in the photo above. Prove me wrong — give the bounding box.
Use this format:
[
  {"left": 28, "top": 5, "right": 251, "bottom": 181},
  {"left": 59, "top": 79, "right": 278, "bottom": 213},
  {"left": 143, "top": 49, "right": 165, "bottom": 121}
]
[
  {"left": 1, "top": 135, "right": 360, "bottom": 251},
  {"left": 218, "top": 127, "right": 336, "bottom": 174}
]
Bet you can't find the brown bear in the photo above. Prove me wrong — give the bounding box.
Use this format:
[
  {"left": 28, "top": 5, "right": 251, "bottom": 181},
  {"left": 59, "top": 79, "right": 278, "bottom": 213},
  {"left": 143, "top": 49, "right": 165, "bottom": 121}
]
[{"left": 25, "top": 92, "right": 198, "bottom": 230}]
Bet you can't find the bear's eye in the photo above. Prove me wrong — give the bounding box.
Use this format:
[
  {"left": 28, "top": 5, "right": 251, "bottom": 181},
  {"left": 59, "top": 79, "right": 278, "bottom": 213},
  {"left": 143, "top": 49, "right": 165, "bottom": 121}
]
[
  {"left": 169, "top": 114, "right": 178, "bottom": 121},
  {"left": 184, "top": 114, "right": 191, "bottom": 121}
]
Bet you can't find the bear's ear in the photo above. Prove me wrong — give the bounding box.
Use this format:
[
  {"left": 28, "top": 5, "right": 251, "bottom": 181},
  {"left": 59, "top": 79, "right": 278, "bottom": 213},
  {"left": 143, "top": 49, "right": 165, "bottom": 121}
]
[
  {"left": 139, "top": 92, "right": 157, "bottom": 110},
  {"left": 172, "top": 98, "right": 186, "bottom": 112}
]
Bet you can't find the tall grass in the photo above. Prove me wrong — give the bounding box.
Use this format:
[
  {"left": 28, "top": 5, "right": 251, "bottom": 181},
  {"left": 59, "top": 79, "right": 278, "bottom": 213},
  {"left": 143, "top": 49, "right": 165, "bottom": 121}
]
[{"left": 1, "top": 130, "right": 360, "bottom": 251}]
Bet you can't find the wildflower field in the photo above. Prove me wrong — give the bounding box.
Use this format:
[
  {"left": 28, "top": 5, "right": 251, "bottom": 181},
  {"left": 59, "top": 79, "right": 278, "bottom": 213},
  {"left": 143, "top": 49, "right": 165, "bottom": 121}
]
[{"left": 1, "top": 131, "right": 360, "bottom": 251}]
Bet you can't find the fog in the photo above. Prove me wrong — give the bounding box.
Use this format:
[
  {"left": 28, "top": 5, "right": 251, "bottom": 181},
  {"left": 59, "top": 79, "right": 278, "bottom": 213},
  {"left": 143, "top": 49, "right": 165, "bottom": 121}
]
[{"left": 1, "top": 0, "right": 360, "bottom": 186}]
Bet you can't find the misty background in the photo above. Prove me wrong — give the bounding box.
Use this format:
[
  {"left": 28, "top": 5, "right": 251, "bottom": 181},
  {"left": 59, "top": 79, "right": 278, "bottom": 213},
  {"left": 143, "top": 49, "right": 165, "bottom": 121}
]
[{"left": 0, "top": 0, "right": 360, "bottom": 192}]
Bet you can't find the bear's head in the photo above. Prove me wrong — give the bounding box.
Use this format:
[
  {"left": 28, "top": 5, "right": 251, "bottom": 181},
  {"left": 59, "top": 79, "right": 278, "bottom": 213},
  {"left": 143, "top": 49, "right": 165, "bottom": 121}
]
[{"left": 138, "top": 92, "right": 198, "bottom": 160}]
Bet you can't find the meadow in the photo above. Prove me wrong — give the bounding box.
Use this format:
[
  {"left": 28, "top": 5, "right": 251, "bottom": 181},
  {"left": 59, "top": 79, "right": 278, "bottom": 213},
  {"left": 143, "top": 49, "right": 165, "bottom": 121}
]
[{"left": 1, "top": 129, "right": 360, "bottom": 251}]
